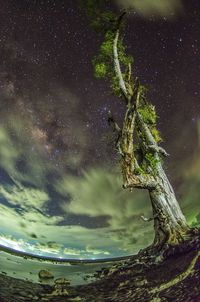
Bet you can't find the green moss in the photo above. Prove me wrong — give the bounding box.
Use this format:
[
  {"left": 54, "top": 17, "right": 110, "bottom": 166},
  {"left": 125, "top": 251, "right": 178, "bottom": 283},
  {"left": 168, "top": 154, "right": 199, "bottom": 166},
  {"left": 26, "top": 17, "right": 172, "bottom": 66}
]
[
  {"left": 94, "top": 62, "right": 107, "bottom": 78},
  {"left": 134, "top": 166, "right": 145, "bottom": 175},
  {"left": 138, "top": 101, "right": 163, "bottom": 143},
  {"left": 100, "top": 35, "right": 114, "bottom": 56},
  {"left": 138, "top": 103, "right": 157, "bottom": 125},
  {"left": 145, "top": 152, "right": 160, "bottom": 174},
  {"left": 151, "top": 127, "right": 162, "bottom": 143},
  {"left": 139, "top": 85, "right": 148, "bottom": 96}
]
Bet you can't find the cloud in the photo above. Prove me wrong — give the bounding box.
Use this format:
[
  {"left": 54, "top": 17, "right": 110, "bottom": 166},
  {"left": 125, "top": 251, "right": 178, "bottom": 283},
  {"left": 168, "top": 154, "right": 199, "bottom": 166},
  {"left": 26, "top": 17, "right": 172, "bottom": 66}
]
[
  {"left": 58, "top": 168, "right": 154, "bottom": 253},
  {"left": 0, "top": 40, "right": 94, "bottom": 191},
  {"left": 58, "top": 157, "right": 200, "bottom": 254},
  {"left": 63, "top": 247, "right": 83, "bottom": 256},
  {"left": 1, "top": 147, "right": 199, "bottom": 259},
  {"left": 0, "top": 119, "right": 52, "bottom": 188},
  {"left": 0, "top": 231, "right": 113, "bottom": 257},
  {"left": 0, "top": 94, "right": 90, "bottom": 188},
  {"left": 62, "top": 246, "right": 110, "bottom": 257},
  {"left": 0, "top": 183, "right": 49, "bottom": 210},
  {"left": 115, "top": 0, "right": 183, "bottom": 18},
  {"left": 86, "top": 245, "right": 110, "bottom": 256},
  {"left": 0, "top": 201, "right": 121, "bottom": 258},
  {"left": 0, "top": 34, "right": 126, "bottom": 259}
]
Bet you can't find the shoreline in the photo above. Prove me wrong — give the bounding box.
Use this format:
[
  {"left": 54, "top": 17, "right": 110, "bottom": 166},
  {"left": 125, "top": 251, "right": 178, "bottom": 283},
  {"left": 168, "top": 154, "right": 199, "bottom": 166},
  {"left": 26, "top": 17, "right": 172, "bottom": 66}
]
[{"left": 0, "top": 244, "right": 131, "bottom": 264}]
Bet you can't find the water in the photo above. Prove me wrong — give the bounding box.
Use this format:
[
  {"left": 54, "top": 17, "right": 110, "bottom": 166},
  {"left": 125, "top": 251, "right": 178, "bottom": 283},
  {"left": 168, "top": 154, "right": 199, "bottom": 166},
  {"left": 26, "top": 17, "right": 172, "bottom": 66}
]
[{"left": 0, "top": 250, "right": 115, "bottom": 286}]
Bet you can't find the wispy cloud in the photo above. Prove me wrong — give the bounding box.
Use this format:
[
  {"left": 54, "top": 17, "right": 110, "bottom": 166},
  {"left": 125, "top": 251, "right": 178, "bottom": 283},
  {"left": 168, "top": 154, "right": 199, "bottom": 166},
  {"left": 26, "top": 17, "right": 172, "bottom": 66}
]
[
  {"left": 115, "top": 0, "right": 183, "bottom": 18},
  {"left": 58, "top": 168, "right": 154, "bottom": 253}
]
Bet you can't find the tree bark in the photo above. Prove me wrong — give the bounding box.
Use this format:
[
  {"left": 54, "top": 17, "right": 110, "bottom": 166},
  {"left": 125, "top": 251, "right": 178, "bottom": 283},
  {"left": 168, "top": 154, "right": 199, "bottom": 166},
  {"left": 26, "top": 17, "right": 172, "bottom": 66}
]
[
  {"left": 149, "top": 164, "right": 190, "bottom": 247},
  {"left": 112, "top": 92, "right": 191, "bottom": 248}
]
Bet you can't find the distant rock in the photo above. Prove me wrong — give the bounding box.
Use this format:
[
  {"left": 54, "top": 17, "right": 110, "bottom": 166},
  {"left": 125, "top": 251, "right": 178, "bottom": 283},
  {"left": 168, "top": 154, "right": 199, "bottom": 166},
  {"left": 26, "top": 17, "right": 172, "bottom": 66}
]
[{"left": 38, "top": 269, "right": 54, "bottom": 279}]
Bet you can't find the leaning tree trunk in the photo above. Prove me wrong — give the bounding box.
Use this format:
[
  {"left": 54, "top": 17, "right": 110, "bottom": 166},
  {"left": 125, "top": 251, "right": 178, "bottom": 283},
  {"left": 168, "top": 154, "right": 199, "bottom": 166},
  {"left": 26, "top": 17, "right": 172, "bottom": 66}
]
[
  {"left": 109, "top": 15, "right": 192, "bottom": 251},
  {"left": 136, "top": 112, "right": 191, "bottom": 248},
  {"left": 149, "top": 163, "right": 189, "bottom": 247},
  {"left": 118, "top": 107, "right": 191, "bottom": 249}
]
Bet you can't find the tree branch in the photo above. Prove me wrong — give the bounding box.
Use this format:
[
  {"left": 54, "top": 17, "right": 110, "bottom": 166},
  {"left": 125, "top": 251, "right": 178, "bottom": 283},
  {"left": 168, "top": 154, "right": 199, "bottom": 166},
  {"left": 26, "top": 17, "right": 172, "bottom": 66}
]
[
  {"left": 148, "top": 145, "right": 169, "bottom": 157},
  {"left": 108, "top": 110, "right": 121, "bottom": 133},
  {"left": 136, "top": 112, "right": 157, "bottom": 146},
  {"left": 108, "top": 110, "right": 123, "bottom": 155},
  {"left": 108, "top": 88, "right": 158, "bottom": 190},
  {"left": 141, "top": 214, "right": 158, "bottom": 222},
  {"left": 136, "top": 112, "right": 169, "bottom": 159},
  {"left": 119, "top": 87, "right": 158, "bottom": 189},
  {"left": 128, "top": 63, "right": 132, "bottom": 83},
  {"left": 123, "top": 173, "right": 157, "bottom": 190},
  {"left": 113, "top": 29, "right": 128, "bottom": 100}
]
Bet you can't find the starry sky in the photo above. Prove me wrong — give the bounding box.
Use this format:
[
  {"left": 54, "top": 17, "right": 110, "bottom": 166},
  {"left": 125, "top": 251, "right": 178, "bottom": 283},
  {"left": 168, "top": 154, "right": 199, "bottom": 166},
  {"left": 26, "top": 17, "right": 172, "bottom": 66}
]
[{"left": 0, "top": 0, "right": 199, "bottom": 259}]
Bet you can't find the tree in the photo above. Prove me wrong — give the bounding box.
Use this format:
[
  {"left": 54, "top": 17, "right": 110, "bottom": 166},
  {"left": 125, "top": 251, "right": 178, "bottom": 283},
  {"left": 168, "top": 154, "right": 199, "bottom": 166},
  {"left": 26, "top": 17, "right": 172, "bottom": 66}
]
[{"left": 83, "top": 1, "right": 196, "bottom": 252}]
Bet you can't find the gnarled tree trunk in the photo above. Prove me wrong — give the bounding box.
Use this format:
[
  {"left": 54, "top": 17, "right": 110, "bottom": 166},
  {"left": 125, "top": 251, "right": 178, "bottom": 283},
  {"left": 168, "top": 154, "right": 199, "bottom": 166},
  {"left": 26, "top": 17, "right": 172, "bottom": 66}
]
[
  {"left": 120, "top": 108, "right": 190, "bottom": 249},
  {"left": 149, "top": 165, "right": 189, "bottom": 247},
  {"left": 109, "top": 19, "right": 191, "bottom": 250}
]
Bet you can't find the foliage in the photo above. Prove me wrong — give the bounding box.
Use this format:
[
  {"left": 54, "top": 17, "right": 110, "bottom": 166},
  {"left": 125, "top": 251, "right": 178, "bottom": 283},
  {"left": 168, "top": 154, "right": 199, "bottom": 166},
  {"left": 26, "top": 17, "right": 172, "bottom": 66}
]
[
  {"left": 94, "top": 62, "right": 107, "bottom": 78},
  {"left": 82, "top": 0, "right": 133, "bottom": 98},
  {"left": 92, "top": 27, "right": 133, "bottom": 98}
]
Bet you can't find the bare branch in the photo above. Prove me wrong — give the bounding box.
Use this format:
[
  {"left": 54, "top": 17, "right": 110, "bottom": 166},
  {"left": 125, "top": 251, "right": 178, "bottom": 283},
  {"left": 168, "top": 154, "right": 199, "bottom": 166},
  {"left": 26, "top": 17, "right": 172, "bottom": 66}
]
[
  {"left": 123, "top": 173, "right": 157, "bottom": 190},
  {"left": 113, "top": 29, "right": 128, "bottom": 100},
  {"left": 148, "top": 145, "right": 169, "bottom": 157},
  {"left": 141, "top": 214, "right": 158, "bottom": 222},
  {"left": 141, "top": 215, "right": 154, "bottom": 222},
  {"left": 135, "top": 83, "right": 141, "bottom": 108},
  {"left": 133, "top": 77, "right": 139, "bottom": 96},
  {"left": 116, "top": 10, "right": 127, "bottom": 27},
  {"left": 128, "top": 63, "right": 132, "bottom": 83},
  {"left": 136, "top": 112, "right": 157, "bottom": 146},
  {"left": 121, "top": 108, "right": 136, "bottom": 156}
]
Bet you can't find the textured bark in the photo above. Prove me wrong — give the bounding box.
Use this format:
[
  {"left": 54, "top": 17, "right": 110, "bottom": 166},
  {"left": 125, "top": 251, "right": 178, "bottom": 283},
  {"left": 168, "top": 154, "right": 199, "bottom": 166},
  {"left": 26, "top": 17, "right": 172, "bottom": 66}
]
[
  {"left": 113, "top": 29, "right": 128, "bottom": 99},
  {"left": 120, "top": 109, "right": 190, "bottom": 247},
  {"left": 149, "top": 166, "right": 189, "bottom": 247}
]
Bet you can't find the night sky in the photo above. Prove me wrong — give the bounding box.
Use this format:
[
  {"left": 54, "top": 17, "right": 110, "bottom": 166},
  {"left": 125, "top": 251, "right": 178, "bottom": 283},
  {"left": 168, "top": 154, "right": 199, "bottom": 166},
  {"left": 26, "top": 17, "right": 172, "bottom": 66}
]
[{"left": 0, "top": 0, "right": 199, "bottom": 259}]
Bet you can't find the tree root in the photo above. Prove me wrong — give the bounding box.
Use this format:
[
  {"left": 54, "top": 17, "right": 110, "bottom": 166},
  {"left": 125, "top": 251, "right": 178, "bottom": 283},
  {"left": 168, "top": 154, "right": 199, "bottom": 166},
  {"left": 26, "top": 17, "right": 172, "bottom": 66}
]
[
  {"left": 138, "top": 230, "right": 200, "bottom": 264},
  {"left": 150, "top": 250, "right": 200, "bottom": 294}
]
